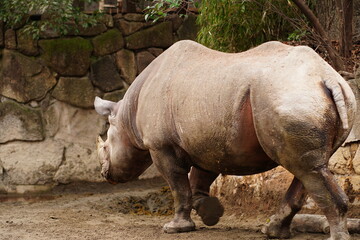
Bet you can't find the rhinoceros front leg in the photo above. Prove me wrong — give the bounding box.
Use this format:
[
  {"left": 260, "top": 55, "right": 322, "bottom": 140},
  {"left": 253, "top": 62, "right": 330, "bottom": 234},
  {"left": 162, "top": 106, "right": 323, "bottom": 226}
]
[
  {"left": 150, "top": 148, "right": 195, "bottom": 233},
  {"left": 263, "top": 177, "right": 307, "bottom": 238},
  {"left": 189, "top": 167, "right": 224, "bottom": 226}
]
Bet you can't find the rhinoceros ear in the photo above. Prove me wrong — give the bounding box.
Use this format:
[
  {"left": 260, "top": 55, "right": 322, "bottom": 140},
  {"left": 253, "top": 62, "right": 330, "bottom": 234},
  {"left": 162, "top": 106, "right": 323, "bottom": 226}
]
[{"left": 94, "top": 96, "right": 116, "bottom": 116}]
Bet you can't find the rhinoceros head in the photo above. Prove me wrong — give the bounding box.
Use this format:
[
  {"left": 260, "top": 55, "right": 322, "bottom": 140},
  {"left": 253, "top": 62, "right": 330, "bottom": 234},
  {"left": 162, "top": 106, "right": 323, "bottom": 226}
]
[{"left": 94, "top": 97, "right": 152, "bottom": 183}]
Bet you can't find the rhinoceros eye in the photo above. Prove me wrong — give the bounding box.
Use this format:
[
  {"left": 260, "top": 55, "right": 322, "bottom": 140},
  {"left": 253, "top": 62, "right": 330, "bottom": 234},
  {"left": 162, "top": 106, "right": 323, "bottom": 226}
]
[{"left": 102, "top": 145, "right": 108, "bottom": 151}]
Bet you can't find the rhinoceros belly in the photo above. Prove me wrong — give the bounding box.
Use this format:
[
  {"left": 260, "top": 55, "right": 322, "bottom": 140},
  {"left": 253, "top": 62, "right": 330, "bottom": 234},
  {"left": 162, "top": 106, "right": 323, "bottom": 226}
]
[
  {"left": 192, "top": 148, "right": 278, "bottom": 176},
  {"left": 177, "top": 95, "right": 278, "bottom": 176}
]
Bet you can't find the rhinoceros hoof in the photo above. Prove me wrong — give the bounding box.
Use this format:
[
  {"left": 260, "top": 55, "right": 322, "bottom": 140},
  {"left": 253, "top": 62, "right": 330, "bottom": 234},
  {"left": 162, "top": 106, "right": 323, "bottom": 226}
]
[
  {"left": 163, "top": 219, "right": 195, "bottom": 233},
  {"left": 262, "top": 217, "right": 291, "bottom": 239},
  {"left": 326, "top": 232, "right": 350, "bottom": 240},
  {"left": 196, "top": 197, "right": 224, "bottom": 226},
  {"left": 263, "top": 226, "right": 291, "bottom": 239}
]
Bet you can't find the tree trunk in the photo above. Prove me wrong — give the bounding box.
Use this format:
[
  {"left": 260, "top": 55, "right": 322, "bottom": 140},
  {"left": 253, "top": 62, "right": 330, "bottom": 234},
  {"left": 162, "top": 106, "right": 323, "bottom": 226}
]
[
  {"left": 315, "top": 0, "right": 353, "bottom": 59},
  {"left": 341, "top": 0, "right": 353, "bottom": 58},
  {"left": 291, "top": 214, "right": 360, "bottom": 234},
  {"left": 314, "top": 0, "right": 340, "bottom": 40},
  {"left": 292, "top": 0, "right": 345, "bottom": 71}
]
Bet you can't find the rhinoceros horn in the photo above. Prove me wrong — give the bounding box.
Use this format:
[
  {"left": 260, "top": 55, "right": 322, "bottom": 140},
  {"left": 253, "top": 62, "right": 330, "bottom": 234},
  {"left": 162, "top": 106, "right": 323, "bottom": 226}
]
[
  {"left": 96, "top": 136, "right": 108, "bottom": 168},
  {"left": 96, "top": 136, "right": 104, "bottom": 151}
]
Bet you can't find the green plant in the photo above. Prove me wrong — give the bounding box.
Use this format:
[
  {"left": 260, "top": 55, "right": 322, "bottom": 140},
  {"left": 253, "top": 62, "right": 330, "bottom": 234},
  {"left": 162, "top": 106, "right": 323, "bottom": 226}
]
[
  {"left": 0, "top": 0, "right": 102, "bottom": 39},
  {"left": 287, "top": 29, "right": 307, "bottom": 41},
  {"left": 144, "top": 0, "right": 199, "bottom": 22},
  {"left": 197, "top": 0, "right": 306, "bottom": 52}
]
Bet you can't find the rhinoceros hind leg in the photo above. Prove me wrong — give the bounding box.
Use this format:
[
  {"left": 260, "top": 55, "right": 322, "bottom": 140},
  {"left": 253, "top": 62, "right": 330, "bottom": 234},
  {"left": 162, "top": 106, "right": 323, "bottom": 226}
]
[
  {"left": 189, "top": 167, "right": 223, "bottom": 226},
  {"left": 299, "top": 167, "right": 350, "bottom": 240},
  {"left": 263, "top": 177, "right": 307, "bottom": 239}
]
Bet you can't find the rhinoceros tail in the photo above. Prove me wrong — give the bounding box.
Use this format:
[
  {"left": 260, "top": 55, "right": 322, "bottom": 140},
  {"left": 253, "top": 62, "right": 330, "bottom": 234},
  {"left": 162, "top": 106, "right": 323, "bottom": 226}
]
[{"left": 323, "top": 78, "right": 349, "bottom": 129}]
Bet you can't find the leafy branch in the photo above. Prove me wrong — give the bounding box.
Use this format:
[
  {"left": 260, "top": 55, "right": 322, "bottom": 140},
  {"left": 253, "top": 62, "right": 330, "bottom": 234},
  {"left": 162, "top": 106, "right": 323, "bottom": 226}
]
[{"left": 0, "top": 0, "right": 103, "bottom": 39}]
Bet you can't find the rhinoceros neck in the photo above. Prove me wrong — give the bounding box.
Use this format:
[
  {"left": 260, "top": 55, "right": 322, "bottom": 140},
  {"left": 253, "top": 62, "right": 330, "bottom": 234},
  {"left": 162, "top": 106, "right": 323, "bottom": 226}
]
[{"left": 120, "top": 75, "right": 148, "bottom": 150}]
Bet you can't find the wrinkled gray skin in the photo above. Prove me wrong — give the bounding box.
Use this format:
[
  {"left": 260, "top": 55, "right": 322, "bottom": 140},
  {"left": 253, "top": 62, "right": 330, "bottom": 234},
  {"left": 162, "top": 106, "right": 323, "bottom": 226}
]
[{"left": 95, "top": 40, "right": 356, "bottom": 240}]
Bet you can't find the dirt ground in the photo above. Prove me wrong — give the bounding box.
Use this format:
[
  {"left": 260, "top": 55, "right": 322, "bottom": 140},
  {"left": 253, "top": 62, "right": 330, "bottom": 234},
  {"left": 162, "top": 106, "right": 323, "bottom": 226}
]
[{"left": 1, "top": 178, "right": 359, "bottom": 240}]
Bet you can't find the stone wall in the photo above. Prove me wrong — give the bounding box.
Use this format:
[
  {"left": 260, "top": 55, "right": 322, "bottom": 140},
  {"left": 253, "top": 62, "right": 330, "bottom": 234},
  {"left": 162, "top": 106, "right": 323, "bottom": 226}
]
[{"left": 0, "top": 13, "right": 197, "bottom": 193}]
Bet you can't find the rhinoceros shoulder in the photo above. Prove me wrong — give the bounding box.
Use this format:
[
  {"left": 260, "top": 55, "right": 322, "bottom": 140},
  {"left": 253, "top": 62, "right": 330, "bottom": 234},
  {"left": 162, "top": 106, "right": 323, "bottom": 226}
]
[
  {"left": 249, "top": 41, "right": 290, "bottom": 52},
  {"left": 164, "top": 40, "right": 223, "bottom": 58}
]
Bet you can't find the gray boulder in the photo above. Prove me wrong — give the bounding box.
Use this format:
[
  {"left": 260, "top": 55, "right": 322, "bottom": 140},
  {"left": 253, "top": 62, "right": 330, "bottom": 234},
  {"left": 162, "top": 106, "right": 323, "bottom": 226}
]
[
  {"left": 53, "top": 143, "right": 103, "bottom": 184},
  {"left": 136, "top": 50, "right": 156, "bottom": 74},
  {"left": 114, "top": 49, "right": 137, "bottom": 84},
  {"left": 5, "top": 29, "right": 16, "bottom": 49},
  {"left": 43, "top": 100, "right": 107, "bottom": 145},
  {"left": 17, "top": 30, "right": 39, "bottom": 56},
  {"left": 177, "top": 14, "right": 198, "bottom": 41},
  {"left": 117, "top": 19, "right": 144, "bottom": 36},
  {"left": 124, "top": 13, "right": 145, "bottom": 22},
  {"left": 0, "top": 139, "right": 64, "bottom": 186},
  {"left": 0, "top": 50, "right": 56, "bottom": 102},
  {"left": 91, "top": 55, "right": 124, "bottom": 92},
  {"left": 77, "top": 23, "right": 107, "bottom": 37},
  {"left": 0, "top": 100, "right": 44, "bottom": 143}
]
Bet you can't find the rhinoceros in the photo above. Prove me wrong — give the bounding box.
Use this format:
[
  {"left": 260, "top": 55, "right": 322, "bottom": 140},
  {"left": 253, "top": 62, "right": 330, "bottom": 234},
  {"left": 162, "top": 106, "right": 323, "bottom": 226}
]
[{"left": 94, "top": 40, "right": 356, "bottom": 240}]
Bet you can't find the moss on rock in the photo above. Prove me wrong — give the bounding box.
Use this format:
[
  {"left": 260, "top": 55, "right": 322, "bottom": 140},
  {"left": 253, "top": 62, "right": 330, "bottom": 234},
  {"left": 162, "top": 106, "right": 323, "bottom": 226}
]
[
  {"left": 92, "top": 29, "right": 124, "bottom": 56},
  {"left": 39, "top": 37, "right": 93, "bottom": 76},
  {"left": 52, "top": 77, "right": 96, "bottom": 108},
  {"left": 125, "top": 22, "right": 173, "bottom": 50}
]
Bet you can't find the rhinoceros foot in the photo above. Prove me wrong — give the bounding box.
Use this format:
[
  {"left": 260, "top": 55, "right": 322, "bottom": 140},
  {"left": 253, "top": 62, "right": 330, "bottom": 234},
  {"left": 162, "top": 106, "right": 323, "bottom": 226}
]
[
  {"left": 194, "top": 196, "right": 224, "bottom": 226},
  {"left": 163, "top": 219, "right": 195, "bottom": 233},
  {"left": 326, "top": 232, "right": 350, "bottom": 240},
  {"left": 262, "top": 215, "right": 291, "bottom": 239}
]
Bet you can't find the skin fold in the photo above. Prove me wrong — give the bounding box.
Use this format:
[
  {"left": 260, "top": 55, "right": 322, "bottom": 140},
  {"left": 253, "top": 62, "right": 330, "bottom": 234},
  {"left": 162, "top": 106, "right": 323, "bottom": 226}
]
[{"left": 95, "top": 40, "right": 356, "bottom": 240}]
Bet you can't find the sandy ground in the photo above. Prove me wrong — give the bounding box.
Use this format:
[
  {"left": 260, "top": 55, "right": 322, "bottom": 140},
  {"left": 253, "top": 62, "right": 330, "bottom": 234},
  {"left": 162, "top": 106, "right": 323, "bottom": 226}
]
[{"left": 0, "top": 178, "right": 359, "bottom": 240}]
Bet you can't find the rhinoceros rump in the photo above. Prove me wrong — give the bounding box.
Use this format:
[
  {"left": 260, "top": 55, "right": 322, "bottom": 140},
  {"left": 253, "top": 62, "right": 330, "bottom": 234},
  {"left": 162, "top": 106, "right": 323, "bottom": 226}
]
[{"left": 94, "top": 40, "right": 356, "bottom": 240}]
